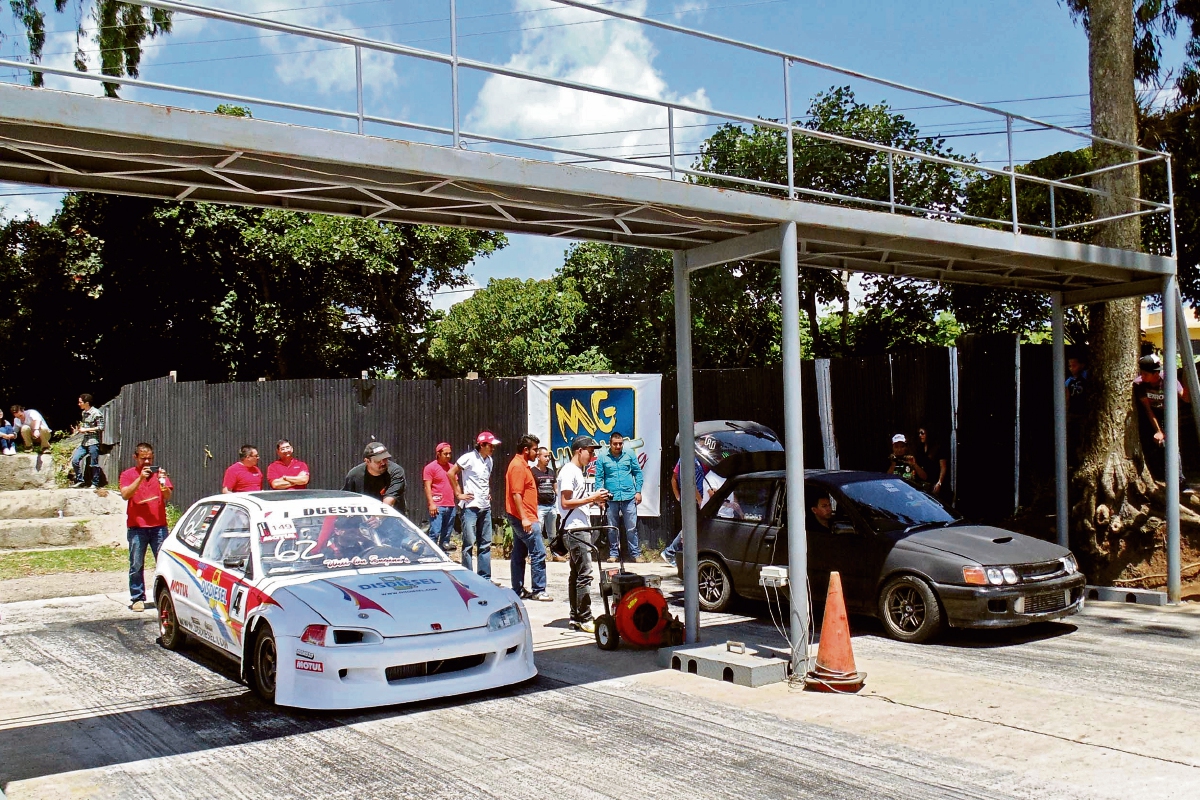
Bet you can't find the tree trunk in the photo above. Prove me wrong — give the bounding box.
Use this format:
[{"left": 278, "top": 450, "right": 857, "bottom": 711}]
[{"left": 1072, "top": 0, "right": 1157, "bottom": 579}]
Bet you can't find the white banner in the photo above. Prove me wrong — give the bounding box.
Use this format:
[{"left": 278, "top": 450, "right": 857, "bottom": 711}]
[{"left": 526, "top": 374, "right": 662, "bottom": 516}]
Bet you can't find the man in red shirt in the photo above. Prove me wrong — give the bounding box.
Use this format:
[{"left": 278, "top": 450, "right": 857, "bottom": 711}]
[
  {"left": 119, "top": 442, "right": 174, "bottom": 612},
  {"left": 505, "top": 434, "right": 552, "bottom": 601},
  {"left": 222, "top": 445, "right": 264, "bottom": 493},
  {"left": 267, "top": 439, "right": 310, "bottom": 490},
  {"left": 423, "top": 442, "right": 459, "bottom": 552}
]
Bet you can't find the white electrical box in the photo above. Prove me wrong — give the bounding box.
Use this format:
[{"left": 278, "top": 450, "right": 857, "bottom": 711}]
[{"left": 759, "top": 565, "right": 789, "bottom": 588}]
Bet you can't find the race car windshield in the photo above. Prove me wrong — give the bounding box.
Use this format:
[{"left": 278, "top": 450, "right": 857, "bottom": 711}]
[
  {"left": 259, "top": 514, "right": 446, "bottom": 575},
  {"left": 839, "top": 479, "right": 956, "bottom": 534}
]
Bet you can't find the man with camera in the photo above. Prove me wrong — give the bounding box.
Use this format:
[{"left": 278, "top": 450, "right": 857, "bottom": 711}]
[
  {"left": 119, "top": 443, "right": 173, "bottom": 612},
  {"left": 558, "top": 435, "right": 612, "bottom": 633},
  {"left": 886, "top": 433, "right": 927, "bottom": 484}
]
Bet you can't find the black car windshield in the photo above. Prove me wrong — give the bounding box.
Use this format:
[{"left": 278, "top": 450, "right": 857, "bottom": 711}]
[
  {"left": 839, "top": 479, "right": 956, "bottom": 533},
  {"left": 259, "top": 513, "right": 446, "bottom": 576}
]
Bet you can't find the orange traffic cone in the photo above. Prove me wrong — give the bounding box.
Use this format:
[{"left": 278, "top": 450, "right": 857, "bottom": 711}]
[{"left": 803, "top": 571, "right": 866, "bottom": 693}]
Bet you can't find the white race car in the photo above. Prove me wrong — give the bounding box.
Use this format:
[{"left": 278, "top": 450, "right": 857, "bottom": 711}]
[{"left": 151, "top": 489, "right": 535, "bottom": 709}]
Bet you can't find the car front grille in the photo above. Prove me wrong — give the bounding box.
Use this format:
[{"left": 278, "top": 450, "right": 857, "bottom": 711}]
[
  {"left": 1015, "top": 561, "right": 1065, "bottom": 582},
  {"left": 384, "top": 653, "right": 486, "bottom": 683},
  {"left": 1025, "top": 591, "right": 1068, "bottom": 614}
]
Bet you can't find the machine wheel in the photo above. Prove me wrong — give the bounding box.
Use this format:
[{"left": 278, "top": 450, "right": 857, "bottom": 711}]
[
  {"left": 156, "top": 585, "right": 187, "bottom": 651},
  {"left": 878, "top": 575, "right": 944, "bottom": 644},
  {"left": 697, "top": 557, "right": 734, "bottom": 613},
  {"left": 595, "top": 614, "right": 620, "bottom": 650},
  {"left": 251, "top": 624, "right": 279, "bottom": 704}
]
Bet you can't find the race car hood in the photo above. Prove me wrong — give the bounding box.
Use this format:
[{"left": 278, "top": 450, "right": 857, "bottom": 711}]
[
  {"left": 903, "top": 525, "right": 1069, "bottom": 564},
  {"left": 277, "top": 568, "right": 511, "bottom": 636}
]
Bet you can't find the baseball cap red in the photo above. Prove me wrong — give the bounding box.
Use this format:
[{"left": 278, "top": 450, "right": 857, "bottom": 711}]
[{"left": 476, "top": 431, "right": 501, "bottom": 445}]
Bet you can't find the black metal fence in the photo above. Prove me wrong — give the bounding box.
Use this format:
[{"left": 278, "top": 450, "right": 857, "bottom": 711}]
[{"left": 104, "top": 338, "right": 1186, "bottom": 547}]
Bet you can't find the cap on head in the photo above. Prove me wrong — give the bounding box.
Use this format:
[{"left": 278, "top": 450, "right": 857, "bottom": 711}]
[
  {"left": 475, "top": 431, "right": 501, "bottom": 445},
  {"left": 572, "top": 435, "right": 598, "bottom": 451},
  {"left": 363, "top": 441, "right": 392, "bottom": 461},
  {"left": 891, "top": 433, "right": 907, "bottom": 444},
  {"left": 1138, "top": 353, "right": 1163, "bottom": 372},
  {"left": 435, "top": 441, "right": 451, "bottom": 453}
]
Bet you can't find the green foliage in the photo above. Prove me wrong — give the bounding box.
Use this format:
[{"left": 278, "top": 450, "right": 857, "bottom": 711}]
[
  {"left": 9, "top": 1, "right": 172, "bottom": 96},
  {"left": 0, "top": 193, "right": 503, "bottom": 422},
  {"left": 426, "top": 277, "right": 610, "bottom": 377}
]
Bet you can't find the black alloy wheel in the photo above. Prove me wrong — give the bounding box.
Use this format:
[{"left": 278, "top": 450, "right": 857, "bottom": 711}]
[
  {"left": 252, "top": 625, "right": 279, "bottom": 704},
  {"left": 878, "top": 574, "right": 944, "bottom": 644},
  {"left": 156, "top": 585, "right": 186, "bottom": 651},
  {"left": 594, "top": 614, "right": 619, "bottom": 651},
  {"left": 697, "top": 557, "right": 734, "bottom": 613}
]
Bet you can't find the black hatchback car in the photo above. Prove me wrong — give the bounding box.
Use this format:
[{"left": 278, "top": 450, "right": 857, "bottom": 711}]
[{"left": 689, "top": 468, "right": 1086, "bottom": 642}]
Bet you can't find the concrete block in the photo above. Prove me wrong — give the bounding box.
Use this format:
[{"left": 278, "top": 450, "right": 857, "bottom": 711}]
[
  {"left": 0, "top": 515, "right": 125, "bottom": 549},
  {"left": 0, "top": 453, "right": 58, "bottom": 491},
  {"left": 1085, "top": 585, "right": 1168, "bottom": 606},
  {"left": 0, "top": 488, "right": 125, "bottom": 520},
  {"left": 657, "top": 641, "right": 789, "bottom": 688}
]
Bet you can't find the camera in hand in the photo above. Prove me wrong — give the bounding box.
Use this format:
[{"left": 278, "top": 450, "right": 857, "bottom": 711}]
[{"left": 147, "top": 466, "right": 161, "bottom": 473}]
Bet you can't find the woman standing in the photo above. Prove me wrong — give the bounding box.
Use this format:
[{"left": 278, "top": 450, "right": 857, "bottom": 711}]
[{"left": 918, "top": 427, "right": 949, "bottom": 499}]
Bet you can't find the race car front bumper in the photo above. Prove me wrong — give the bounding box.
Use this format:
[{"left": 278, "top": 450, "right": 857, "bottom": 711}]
[{"left": 274, "top": 620, "right": 536, "bottom": 710}]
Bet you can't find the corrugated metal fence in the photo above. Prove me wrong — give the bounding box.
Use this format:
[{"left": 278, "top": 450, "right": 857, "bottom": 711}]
[{"left": 102, "top": 338, "right": 1181, "bottom": 546}]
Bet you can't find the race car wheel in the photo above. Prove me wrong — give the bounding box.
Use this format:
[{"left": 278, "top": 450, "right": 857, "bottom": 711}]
[
  {"left": 594, "top": 614, "right": 619, "bottom": 651},
  {"left": 697, "top": 557, "right": 733, "bottom": 613},
  {"left": 156, "top": 585, "right": 186, "bottom": 651},
  {"left": 878, "top": 574, "right": 944, "bottom": 644},
  {"left": 252, "top": 625, "right": 279, "bottom": 704}
]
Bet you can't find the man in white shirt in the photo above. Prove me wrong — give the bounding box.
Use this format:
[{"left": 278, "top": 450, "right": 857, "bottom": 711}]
[
  {"left": 10, "top": 405, "right": 50, "bottom": 453},
  {"left": 448, "top": 430, "right": 500, "bottom": 580},
  {"left": 558, "top": 435, "right": 612, "bottom": 633}
]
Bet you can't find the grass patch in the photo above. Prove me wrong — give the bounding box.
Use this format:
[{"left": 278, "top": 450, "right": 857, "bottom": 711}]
[{"left": 0, "top": 544, "right": 150, "bottom": 580}]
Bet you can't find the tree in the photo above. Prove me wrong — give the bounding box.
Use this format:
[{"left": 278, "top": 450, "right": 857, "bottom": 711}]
[
  {"left": 425, "top": 277, "right": 610, "bottom": 377},
  {"left": 8, "top": 1, "right": 172, "bottom": 96},
  {"left": 0, "top": 193, "right": 503, "bottom": 423}
]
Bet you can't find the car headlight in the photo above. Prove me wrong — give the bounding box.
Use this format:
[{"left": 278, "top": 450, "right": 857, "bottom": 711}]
[
  {"left": 488, "top": 604, "right": 522, "bottom": 631},
  {"left": 985, "top": 567, "right": 1005, "bottom": 586},
  {"left": 1001, "top": 567, "right": 1019, "bottom": 585},
  {"left": 1061, "top": 553, "right": 1078, "bottom": 574}
]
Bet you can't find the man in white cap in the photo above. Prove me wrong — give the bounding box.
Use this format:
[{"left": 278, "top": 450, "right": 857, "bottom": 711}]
[
  {"left": 886, "top": 433, "right": 926, "bottom": 484},
  {"left": 343, "top": 441, "right": 407, "bottom": 513},
  {"left": 448, "top": 431, "right": 500, "bottom": 580}
]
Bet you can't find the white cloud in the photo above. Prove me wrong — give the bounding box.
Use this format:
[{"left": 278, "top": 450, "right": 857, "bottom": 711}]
[
  {"left": 466, "top": 0, "right": 711, "bottom": 173},
  {"left": 672, "top": 1, "right": 709, "bottom": 21}
]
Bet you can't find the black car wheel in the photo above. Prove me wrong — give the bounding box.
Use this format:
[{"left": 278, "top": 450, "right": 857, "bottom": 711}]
[
  {"left": 252, "top": 624, "right": 278, "bottom": 704},
  {"left": 595, "top": 614, "right": 619, "bottom": 650},
  {"left": 878, "top": 575, "right": 943, "bottom": 643},
  {"left": 156, "top": 585, "right": 186, "bottom": 651},
  {"left": 697, "top": 557, "right": 734, "bottom": 613}
]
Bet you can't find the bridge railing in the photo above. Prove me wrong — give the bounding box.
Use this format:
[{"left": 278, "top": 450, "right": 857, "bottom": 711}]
[{"left": 0, "top": 0, "right": 1173, "bottom": 254}]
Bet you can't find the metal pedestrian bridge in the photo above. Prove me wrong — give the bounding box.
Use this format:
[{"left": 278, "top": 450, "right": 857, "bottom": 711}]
[{"left": 0, "top": 0, "right": 1184, "bottom": 664}]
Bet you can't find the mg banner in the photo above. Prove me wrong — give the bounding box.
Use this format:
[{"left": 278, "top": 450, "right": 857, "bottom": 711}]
[{"left": 526, "top": 374, "right": 662, "bottom": 516}]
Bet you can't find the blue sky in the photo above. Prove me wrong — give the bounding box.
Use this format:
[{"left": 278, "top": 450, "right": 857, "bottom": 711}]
[{"left": 0, "top": 1, "right": 1172, "bottom": 307}]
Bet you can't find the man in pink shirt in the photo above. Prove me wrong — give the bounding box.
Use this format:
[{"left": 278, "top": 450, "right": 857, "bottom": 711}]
[
  {"left": 423, "top": 442, "right": 459, "bottom": 552},
  {"left": 222, "top": 445, "right": 264, "bottom": 493},
  {"left": 267, "top": 439, "right": 310, "bottom": 490},
  {"left": 119, "top": 442, "right": 173, "bottom": 612}
]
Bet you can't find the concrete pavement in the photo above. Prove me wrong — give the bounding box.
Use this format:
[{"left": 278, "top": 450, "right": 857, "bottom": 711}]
[{"left": 1, "top": 559, "right": 1197, "bottom": 799}]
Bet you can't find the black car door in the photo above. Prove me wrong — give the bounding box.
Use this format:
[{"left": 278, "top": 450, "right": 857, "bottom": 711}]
[
  {"left": 700, "top": 477, "right": 779, "bottom": 592},
  {"left": 799, "top": 482, "right": 874, "bottom": 612}
]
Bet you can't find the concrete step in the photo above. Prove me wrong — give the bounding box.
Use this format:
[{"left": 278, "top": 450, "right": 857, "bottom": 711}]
[
  {"left": 0, "top": 488, "right": 125, "bottom": 520},
  {"left": 0, "top": 516, "right": 125, "bottom": 550},
  {"left": 0, "top": 453, "right": 58, "bottom": 491}
]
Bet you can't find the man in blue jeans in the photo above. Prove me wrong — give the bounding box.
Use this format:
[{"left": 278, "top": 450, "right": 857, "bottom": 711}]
[
  {"left": 449, "top": 431, "right": 499, "bottom": 580},
  {"left": 505, "top": 434, "right": 552, "bottom": 601},
  {"left": 593, "top": 432, "right": 644, "bottom": 561},
  {"left": 70, "top": 394, "right": 105, "bottom": 489},
  {"left": 119, "top": 442, "right": 174, "bottom": 612}
]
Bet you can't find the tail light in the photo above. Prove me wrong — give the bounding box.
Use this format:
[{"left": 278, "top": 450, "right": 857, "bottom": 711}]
[{"left": 301, "top": 624, "right": 327, "bottom": 646}]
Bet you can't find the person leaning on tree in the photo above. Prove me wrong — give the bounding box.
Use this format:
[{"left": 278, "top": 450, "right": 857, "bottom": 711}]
[
  {"left": 119, "top": 442, "right": 173, "bottom": 613},
  {"left": 222, "top": 445, "right": 264, "bottom": 493},
  {"left": 267, "top": 439, "right": 309, "bottom": 490}
]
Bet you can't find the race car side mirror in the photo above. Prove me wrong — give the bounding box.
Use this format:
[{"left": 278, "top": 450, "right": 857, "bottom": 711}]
[{"left": 223, "top": 556, "right": 247, "bottom": 571}]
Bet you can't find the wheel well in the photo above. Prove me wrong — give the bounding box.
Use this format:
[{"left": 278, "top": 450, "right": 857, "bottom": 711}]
[
  {"left": 152, "top": 575, "right": 168, "bottom": 600},
  {"left": 240, "top": 617, "right": 271, "bottom": 681},
  {"left": 876, "top": 570, "right": 942, "bottom": 610}
]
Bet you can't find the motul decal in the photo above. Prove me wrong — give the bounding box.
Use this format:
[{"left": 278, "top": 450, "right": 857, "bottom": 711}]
[{"left": 295, "top": 659, "right": 324, "bottom": 673}]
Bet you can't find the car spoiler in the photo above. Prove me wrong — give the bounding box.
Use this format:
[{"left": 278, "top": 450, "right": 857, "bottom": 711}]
[{"left": 710, "top": 451, "right": 787, "bottom": 478}]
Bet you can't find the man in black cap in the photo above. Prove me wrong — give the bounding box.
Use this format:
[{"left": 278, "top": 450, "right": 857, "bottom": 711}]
[
  {"left": 557, "top": 434, "right": 612, "bottom": 633},
  {"left": 344, "top": 441, "right": 407, "bottom": 514},
  {"left": 1133, "top": 352, "right": 1189, "bottom": 482}
]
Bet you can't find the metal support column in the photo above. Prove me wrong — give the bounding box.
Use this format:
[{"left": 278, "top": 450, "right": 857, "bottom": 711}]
[
  {"left": 779, "top": 221, "right": 810, "bottom": 675},
  {"left": 354, "top": 46, "right": 364, "bottom": 135},
  {"left": 449, "top": 0, "right": 461, "bottom": 148},
  {"left": 674, "top": 250, "right": 700, "bottom": 643},
  {"left": 1051, "top": 293, "right": 1069, "bottom": 548},
  {"left": 1163, "top": 274, "right": 1181, "bottom": 604},
  {"left": 1173, "top": 288, "right": 1200, "bottom": 449}
]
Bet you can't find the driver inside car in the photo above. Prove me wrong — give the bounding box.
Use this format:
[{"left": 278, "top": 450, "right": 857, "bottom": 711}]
[
  {"left": 324, "top": 516, "right": 377, "bottom": 559},
  {"left": 807, "top": 492, "right": 835, "bottom": 533}
]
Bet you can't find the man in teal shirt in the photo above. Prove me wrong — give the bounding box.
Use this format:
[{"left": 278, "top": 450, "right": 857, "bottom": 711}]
[{"left": 593, "top": 432, "right": 644, "bottom": 561}]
